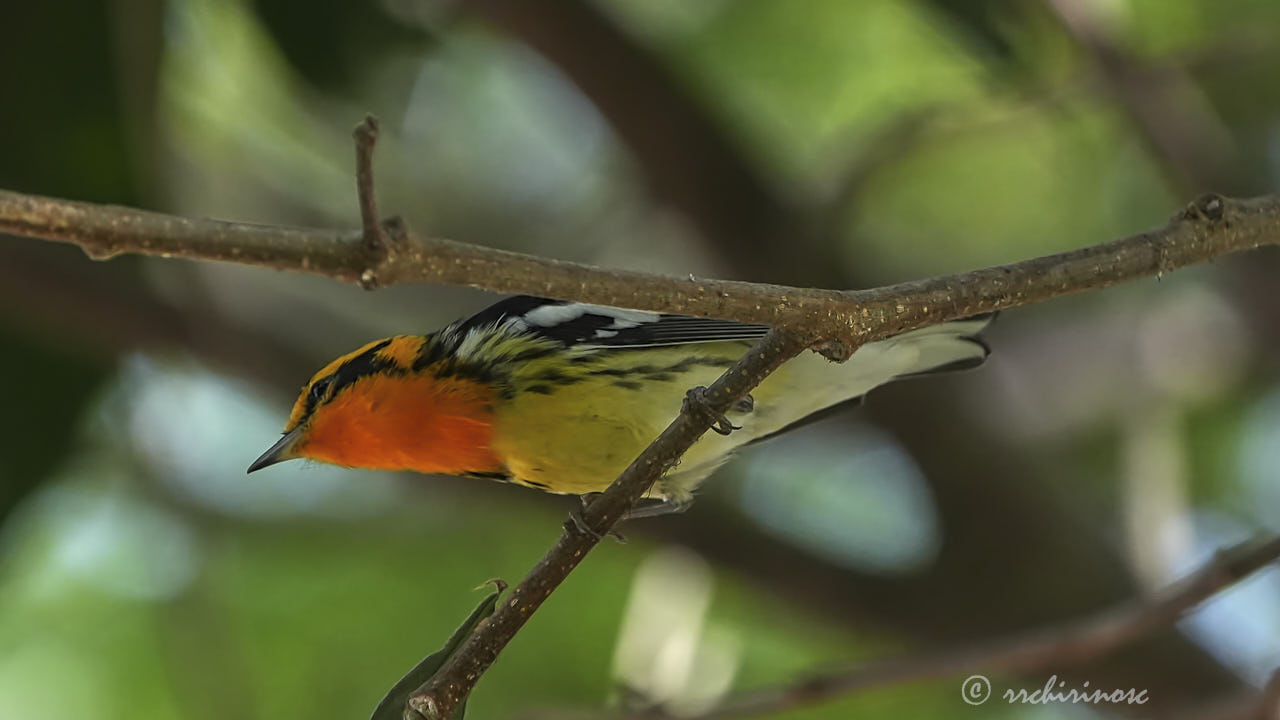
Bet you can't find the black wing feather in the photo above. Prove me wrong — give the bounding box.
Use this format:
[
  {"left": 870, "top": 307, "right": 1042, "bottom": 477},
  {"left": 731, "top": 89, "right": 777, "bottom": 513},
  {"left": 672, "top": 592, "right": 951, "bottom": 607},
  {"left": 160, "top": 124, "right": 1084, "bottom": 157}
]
[{"left": 454, "top": 295, "right": 770, "bottom": 349}]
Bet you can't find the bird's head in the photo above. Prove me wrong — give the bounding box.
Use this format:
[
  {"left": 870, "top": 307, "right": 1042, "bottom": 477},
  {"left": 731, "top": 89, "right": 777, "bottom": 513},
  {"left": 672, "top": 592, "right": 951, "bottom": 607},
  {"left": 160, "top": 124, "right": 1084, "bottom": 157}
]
[{"left": 247, "top": 335, "right": 502, "bottom": 476}]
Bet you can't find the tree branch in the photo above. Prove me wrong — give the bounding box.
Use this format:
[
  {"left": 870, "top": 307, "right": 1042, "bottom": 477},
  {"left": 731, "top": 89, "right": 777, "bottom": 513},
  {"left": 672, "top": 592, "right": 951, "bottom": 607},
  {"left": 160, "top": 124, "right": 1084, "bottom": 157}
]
[
  {"left": 352, "top": 113, "right": 393, "bottom": 289},
  {"left": 3, "top": 186, "right": 1278, "bottom": 357},
  {"left": 620, "top": 536, "right": 1280, "bottom": 719}
]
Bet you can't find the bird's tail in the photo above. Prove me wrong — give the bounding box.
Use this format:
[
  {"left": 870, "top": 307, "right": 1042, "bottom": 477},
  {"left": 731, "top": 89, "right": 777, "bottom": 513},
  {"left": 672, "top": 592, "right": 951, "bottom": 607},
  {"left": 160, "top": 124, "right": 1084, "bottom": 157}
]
[
  {"left": 880, "top": 314, "right": 994, "bottom": 379},
  {"left": 740, "top": 314, "right": 995, "bottom": 442},
  {"left": 656, "top": 314, "right": 994, "bottom": 500}
]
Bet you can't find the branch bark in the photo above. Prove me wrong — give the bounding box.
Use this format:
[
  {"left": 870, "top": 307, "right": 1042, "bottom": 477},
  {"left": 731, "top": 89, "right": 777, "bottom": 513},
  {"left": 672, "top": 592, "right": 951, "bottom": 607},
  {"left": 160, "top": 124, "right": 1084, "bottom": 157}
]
[
  {"left": 3, "top": 186, "right": 1278, "bottom": 357},
  {"left": 623, "top": 535, "right": 1280, "bottom": 719}
]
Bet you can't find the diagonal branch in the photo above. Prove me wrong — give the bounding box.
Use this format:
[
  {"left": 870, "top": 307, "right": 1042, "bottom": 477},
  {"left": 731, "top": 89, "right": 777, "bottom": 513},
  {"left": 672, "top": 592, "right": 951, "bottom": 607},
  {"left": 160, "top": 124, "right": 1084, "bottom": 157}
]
[{"left": 623, "top": 535, "right": 1280, "bottom": 719}]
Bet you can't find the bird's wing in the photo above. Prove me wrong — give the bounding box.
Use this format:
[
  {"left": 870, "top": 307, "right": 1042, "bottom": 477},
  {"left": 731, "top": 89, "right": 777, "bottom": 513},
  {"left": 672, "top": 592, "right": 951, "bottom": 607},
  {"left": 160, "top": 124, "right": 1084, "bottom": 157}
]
[{"left": 455, "top": 295, "right": 771, "bottom": 349}]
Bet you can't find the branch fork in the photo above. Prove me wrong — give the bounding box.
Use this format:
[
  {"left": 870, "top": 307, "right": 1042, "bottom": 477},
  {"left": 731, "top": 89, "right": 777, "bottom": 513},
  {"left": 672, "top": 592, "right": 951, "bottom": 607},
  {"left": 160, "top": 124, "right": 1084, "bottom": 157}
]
[{"left": 352, "top": 114, "right": 409, "bottom": 289}]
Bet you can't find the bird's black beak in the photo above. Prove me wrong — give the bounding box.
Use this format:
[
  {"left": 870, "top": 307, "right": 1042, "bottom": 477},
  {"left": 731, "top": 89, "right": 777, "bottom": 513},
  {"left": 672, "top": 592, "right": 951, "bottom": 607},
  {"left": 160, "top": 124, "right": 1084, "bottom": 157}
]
[{"left": 247, "top": 426, "right": 305, "bottom": 473}]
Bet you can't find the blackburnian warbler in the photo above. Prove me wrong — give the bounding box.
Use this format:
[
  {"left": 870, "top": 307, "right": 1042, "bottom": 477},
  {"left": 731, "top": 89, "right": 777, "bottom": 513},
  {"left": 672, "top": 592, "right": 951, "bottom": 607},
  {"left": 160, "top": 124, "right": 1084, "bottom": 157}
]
[{"left": 248, "top": 295, "right": 992, "bottom": 510}]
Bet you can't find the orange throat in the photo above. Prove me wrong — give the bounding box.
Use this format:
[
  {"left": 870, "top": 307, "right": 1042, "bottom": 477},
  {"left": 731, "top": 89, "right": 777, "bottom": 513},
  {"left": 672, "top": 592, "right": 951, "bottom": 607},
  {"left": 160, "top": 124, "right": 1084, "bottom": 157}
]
[{"left": 297, "top": 372, "right": 503, "bottom": 476}]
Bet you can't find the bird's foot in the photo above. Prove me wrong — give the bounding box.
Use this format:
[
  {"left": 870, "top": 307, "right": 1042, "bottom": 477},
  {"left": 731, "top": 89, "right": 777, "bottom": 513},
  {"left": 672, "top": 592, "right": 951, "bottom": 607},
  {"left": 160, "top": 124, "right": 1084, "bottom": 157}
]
[
  {"left": 565, "top": 494, "right": 627, "bottom": 543},
  {"left": 683, "top": 386, "right": 741, "bottom": 436}
]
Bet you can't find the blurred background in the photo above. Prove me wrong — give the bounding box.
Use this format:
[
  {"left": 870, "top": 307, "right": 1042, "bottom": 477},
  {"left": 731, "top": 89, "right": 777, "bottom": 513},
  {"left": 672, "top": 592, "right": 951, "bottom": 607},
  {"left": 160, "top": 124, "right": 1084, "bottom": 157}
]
[{"left": 2, "top": 0, "right": 1279, "bottom": 718}]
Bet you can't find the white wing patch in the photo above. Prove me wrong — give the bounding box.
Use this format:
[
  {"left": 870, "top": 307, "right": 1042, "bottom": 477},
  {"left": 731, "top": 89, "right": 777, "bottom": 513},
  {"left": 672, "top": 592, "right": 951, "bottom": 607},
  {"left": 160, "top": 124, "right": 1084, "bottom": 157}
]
[
  {"left": 453, "top": 295, "right": 771, "bottom": 349},
  {"left": 522, "top": 303, "right": 660, "bottom": 329}
]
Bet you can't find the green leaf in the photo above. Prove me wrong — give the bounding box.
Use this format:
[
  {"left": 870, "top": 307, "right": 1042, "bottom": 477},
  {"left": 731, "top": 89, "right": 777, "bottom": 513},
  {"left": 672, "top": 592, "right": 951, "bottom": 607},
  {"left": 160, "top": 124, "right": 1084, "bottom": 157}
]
[{"left": 369, "top": 581, "right": 505, "bottom": 720}]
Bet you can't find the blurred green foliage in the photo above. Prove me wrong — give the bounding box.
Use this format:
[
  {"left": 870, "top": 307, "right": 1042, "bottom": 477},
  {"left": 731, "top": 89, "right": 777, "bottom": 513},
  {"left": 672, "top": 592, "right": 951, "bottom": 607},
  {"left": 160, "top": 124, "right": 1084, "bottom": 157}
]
[{"left": 1, "top": 0, "right": 1278, "bottom": 718}]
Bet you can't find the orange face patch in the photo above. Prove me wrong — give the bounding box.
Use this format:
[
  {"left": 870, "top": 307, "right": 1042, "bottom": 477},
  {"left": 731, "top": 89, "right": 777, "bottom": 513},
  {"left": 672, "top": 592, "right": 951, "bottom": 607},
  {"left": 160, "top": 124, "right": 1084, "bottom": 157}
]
[
  {"left": 296, "top": 370, "right": 503, "bottom": 476},
  {"left": 286, "top": 337, "right": 403, "bottom": 431}
]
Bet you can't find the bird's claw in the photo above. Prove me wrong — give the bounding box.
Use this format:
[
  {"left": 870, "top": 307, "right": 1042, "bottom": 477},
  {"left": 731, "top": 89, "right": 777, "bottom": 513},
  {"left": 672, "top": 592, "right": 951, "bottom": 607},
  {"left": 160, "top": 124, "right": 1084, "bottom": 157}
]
[
  {"left": 566, "top": 495, "right": 627, "bottom": 543},
  {"left": 683, "top": 386, "right": 741, "bottom": 436}
]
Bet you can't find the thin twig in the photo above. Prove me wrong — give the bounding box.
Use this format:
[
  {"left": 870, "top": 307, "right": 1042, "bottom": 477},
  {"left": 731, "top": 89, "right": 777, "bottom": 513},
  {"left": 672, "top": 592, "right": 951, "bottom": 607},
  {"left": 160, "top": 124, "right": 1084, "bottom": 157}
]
[
  {"left": 2, "top": 186, "right": 1278, "bottom": 357},
  {"left": 352, "top": 114, "right": 391, "bottom": 290},
  {"left": 352, "top": 115, "right": 384, "bottom": 252},
  {"left": 351, "top": 114, "right": 413, "bottom": 291},
  {"left": 613, "top": 536, "right": 1280, "bottom": 720},
  {"left": 406, "top": 329, "right": 813, "bottom": 719}
]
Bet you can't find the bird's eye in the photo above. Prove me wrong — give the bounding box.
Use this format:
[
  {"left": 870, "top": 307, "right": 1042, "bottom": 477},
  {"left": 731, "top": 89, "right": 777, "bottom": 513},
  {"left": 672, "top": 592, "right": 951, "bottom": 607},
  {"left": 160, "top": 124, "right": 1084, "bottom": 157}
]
[{"left": 309, "top": 377, "right": 334, "bottom": 403}]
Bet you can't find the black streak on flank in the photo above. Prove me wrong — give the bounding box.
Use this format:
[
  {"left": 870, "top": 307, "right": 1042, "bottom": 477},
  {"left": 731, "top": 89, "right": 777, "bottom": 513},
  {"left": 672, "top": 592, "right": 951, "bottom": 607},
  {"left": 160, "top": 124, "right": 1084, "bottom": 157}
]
[
  {"left": 524, "top": 384, "right": 555, "bottom": 395},
  {"left": 534, "top": 369, "right": 583, "bottom": 386},
  {"left": 586, "top": 357, "right": 732, "bottom": 381},
  {"left": 586, "top": 367, "right": 632, "bottom": 378},
  {"left": 612, "top": 380, "right": 642, "bottom": 391},
  {"left": 588, "top": 364, "right": 660, "bottom": 377}
]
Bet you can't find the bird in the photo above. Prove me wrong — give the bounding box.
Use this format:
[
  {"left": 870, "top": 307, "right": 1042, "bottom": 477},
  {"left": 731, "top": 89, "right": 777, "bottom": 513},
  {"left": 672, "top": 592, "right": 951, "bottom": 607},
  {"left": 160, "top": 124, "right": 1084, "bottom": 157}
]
[{"left": 248, "top": 295, "right": 993, "bottom": 514}]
